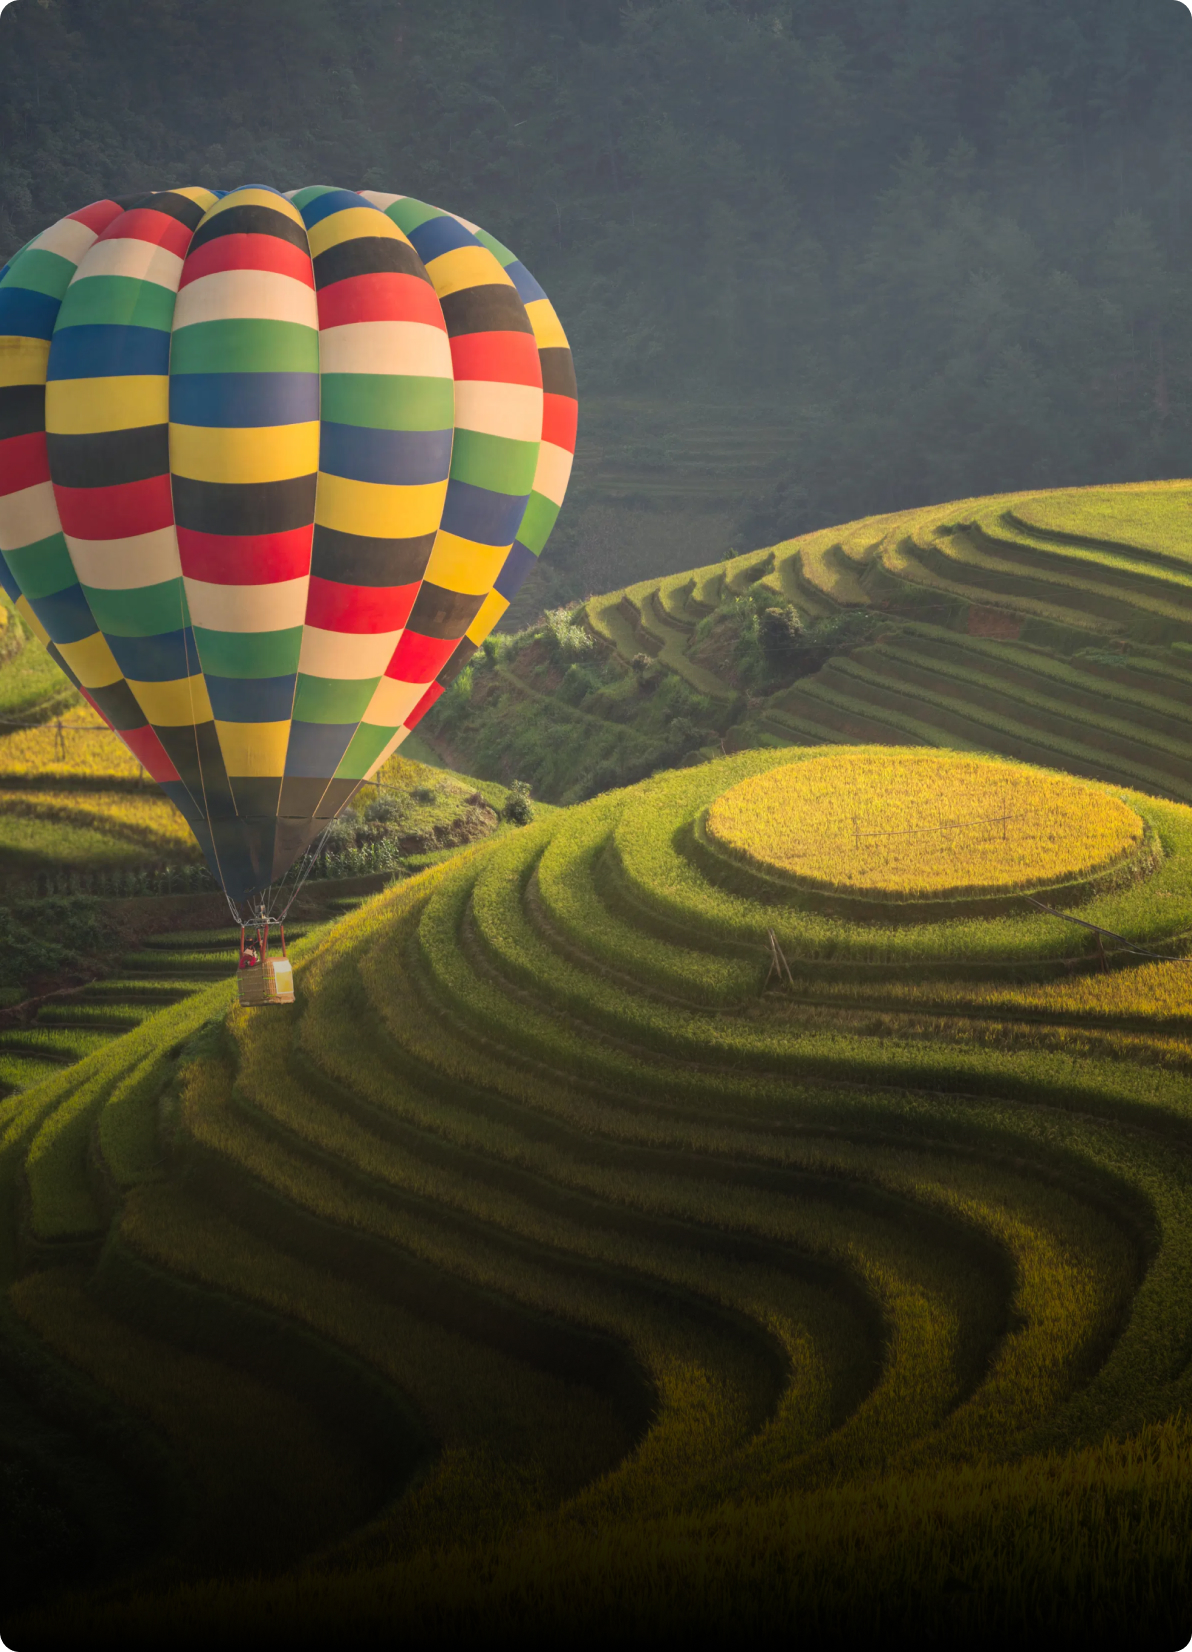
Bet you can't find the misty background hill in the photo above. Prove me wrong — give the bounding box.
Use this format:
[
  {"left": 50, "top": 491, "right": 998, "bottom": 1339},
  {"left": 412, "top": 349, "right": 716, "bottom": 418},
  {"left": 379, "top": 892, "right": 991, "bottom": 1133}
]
[{"left": 3, "top": 0, "right": 1191, "bottom": 614}]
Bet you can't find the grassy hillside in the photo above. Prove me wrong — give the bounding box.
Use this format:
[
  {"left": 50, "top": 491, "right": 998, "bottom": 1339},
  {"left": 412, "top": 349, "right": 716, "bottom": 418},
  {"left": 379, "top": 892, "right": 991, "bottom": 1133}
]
[
  {"left": 4, "top": 746, "right": 1192, "bottom": 1647},
  {"left": 426, "top": 481, "right": 1192, "bottom": 806}
]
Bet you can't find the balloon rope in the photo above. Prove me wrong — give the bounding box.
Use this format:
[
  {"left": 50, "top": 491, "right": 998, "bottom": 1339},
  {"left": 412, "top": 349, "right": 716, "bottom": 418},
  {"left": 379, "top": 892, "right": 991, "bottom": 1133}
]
[{"left": 177, "top": 537, "right": 233, "bottom": 908}]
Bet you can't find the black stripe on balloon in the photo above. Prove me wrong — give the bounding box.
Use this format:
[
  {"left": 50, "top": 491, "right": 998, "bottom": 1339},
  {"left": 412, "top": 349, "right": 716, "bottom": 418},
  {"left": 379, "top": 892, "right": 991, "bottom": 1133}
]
[
  {"left": 539, "top": 347, "right": 577, "bottom": 399},
  {"left": 439, "top": 284, "right": 533, "bottom": 338},
  {"left": 313, "top": 236, "right": 430, "bottom": 290},
  {"left": 436, "top": 637, "right": 476, "bottom": 689},
  {"left": 310, "top": 524, "right": 435, "bottom": 587},
  {"left": 188, "top": 204, "right": 310, "bottom": 254},
  {"left": 47, "top": 425, "right": 170, "bottom": 490},
  {"left": 154, "top": 721, "right": 238, "bottom": 822},
  {"left": 171, "top": 474, "right": 317, "bottom": 536},
  {"left": 271, "top": 814, "right": 323, "bottom": 882},
  {"left": 143, "top": 191, "right": 208, "bottom": 230},
  {"left": 85, "top": 678, "right": 154, "bottom": 732},
  {"left": 0, "top": 383, "right": 45, "bottom": 441},
  {"left": 403, "top": 581, "right": 486, "bottom": 640},
  {"left": 229, "top": 777, "right": 283, "bottom": 822}
]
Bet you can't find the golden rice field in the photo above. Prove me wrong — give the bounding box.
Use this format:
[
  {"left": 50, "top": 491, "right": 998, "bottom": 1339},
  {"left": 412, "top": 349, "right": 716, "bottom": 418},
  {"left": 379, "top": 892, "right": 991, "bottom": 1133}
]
[
  {"left": 5, "top": 744, "right": 1192, "bottom": 1648},
  {"left": 0, "top": 789, "right": 201, "bottom": 858},
  {"left": 704, "top": 748, "right": 1144, "bottom": 899},
  {"left": 0, "top": 704, "right": 143, "bottom": 784}
]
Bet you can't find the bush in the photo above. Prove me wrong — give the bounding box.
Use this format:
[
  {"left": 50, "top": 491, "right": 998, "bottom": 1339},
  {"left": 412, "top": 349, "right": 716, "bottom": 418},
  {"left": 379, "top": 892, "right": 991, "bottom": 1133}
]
[
  {"left": 364, "top": 795, "right": 403, "bottom": 825},
  {"left": 541, "top": 606, "right": 594, "bottom": 661},
  {"left": 758, "top": 605, "right": 805, "bottom": 664},
  {"left": 502, "top": 780, "right": 535, "bottom": 825}
]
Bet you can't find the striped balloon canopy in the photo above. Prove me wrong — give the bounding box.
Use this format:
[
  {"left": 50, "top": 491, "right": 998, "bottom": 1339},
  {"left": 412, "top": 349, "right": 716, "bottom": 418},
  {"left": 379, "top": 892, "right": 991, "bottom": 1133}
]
[{"left": 0, "top": 185, "right": 577, "bottom": 908}]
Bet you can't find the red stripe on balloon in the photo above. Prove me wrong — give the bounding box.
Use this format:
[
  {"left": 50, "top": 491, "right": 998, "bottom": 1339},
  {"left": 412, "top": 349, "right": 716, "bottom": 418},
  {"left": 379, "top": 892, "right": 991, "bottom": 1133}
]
[
  {"left": 384, "top": 629, "right": 458, "bottom": 683},
  {"left": 316, "top": 271, "right": 444, "bottom": 330},
  {"left": 0, "top": 433, "right": 50, "bottom": 496},
  {"left": 179, "top": 232, "right": 315, "bottom": 290},
  {"left": 53, "top": 475, "right": 173, "bottom": 540},
  {"left": 68, "top": 199, "right": 125, "bottom": 234},
  {"left": 403, "top": 680, "right": 444, "bottom": 728},
  {"left": 304, "top": 575, "right": 419, "bottom": 634},
  {"left": 176, "top": 524, "right": 313, "bottom": 585},
  {"left": 119, "top": 721, "right": 182, "bottom": 784},
  {"left": 96, "top": 208, "right": 193, "bottom": 258},
  {"left": 540, "top": 392, "right": 578, "bottom": 454},
  {"left": 450, "top": 331, "right": 541, "bottom": 386}
]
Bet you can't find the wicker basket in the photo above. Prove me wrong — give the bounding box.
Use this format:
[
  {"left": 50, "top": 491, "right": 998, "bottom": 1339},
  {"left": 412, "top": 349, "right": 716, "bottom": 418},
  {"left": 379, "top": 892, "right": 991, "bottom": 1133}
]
[{"left": 237, "top": 956, "right": 294, "bottom": 1007}]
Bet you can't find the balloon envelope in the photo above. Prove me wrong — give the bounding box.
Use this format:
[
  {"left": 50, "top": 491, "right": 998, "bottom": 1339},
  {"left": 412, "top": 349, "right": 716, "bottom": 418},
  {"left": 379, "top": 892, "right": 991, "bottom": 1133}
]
[{"left": 0, "top": 185, "right": 577, "bottom": 904}]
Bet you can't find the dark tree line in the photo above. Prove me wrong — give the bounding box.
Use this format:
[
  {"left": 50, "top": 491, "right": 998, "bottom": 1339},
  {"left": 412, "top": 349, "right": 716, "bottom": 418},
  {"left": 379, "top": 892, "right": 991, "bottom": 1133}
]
[{"left": 3, "top": 0, "right": 1192, "bottom": 540}]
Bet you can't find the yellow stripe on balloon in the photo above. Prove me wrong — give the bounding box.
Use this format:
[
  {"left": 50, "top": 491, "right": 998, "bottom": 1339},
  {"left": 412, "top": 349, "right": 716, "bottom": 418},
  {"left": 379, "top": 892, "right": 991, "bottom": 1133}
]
[
  {"left": 306, "top": 208, "right": 412, "bottom": 258},
  {"left": 214, "top": 720, "right": 291, "bottom": 776},
  {"left": 46, "top": 375, "right": 169, "bottom": 434},
  {"left": 56, "top": 629, "right": 123, "bottom": 689},
  {"left": 421, "top": 533, "right": 507, "bottom": 596},
  {"left": 127, "top": 673, "right": 213, "bottom": 726},
  {"left": 313, "top": 473, "right": 448, "bottom": 538},
  {"left": 169, "top": 421, "right": 320, "bottom": 485},
  {"left": 523, "top": 297, "right": 569, "bottom": 351},
  {"left": 200, "top": 188, "right": 306, "bottom": 226},
  {"left": 464, "top": 588, "right": 509, "bottom": 645},
  {"left": 0, "top": 337, "right": 51, "bottom": 387},
  {"left": 170, "top": 187, "right": 221, "bottom": 209},
  {"left": 421, "top": 245, "right": 514, "bottom": 299},
  {"left": 14, "top": 595, "right": 50, "bottom": 648}
]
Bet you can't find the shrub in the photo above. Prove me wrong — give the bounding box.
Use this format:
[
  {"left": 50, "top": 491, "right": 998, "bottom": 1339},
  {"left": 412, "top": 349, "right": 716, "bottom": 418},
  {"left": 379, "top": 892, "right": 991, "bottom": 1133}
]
[
  {"left": 502, "top": 780, "right": 535, "bottom": 825},
  {"left": 758, "top": 605, "right": 805, "bottom": 664},
  {"left": 541, "top": 606, "right": 594, "bottom": 660},
  {"left": 363, "top": 795, "right": 403, "bottom": 826}
]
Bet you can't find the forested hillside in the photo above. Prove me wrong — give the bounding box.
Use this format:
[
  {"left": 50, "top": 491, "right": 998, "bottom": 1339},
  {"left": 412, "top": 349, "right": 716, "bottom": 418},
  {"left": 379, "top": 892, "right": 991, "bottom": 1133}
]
[{"left": 4, "top": 0, "right": 1192, "bottom": 603}]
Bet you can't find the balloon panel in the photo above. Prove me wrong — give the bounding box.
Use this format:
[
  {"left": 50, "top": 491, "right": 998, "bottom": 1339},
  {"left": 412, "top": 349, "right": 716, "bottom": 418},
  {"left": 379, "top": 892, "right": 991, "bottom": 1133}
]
[{"left": 0, "top": 186, "right": 577, "bottom": 902}]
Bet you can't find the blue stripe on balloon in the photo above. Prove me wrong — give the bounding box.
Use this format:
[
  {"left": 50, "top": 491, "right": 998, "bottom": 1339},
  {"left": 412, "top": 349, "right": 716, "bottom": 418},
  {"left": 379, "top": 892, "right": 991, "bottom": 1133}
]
[
  {"left": 439, "top": 480, "right": 529, "bottom": 548},
  {"left": 169, "top": 372, "right": 321, "bottom": 428},
  {"left": 47, "top": 324, "right": 171, "bottom": 380},
  {"left": 0, "top": 285, "right": 60, "bottom": 341},
  {"left": 0, "top": 554, "right": 23, "bottom": 605},
  {"left": 106, "top": 628, "right": 197, "bottom": 682},
  {"left": 493, "top": 537, "right": 536, "bottom": 600},
  {"left": 283, "top": 721, "right": 357, "bottom": 777},
  {"left": 206, "top": 673, "right": 297, "bottom": 722},
  {"left": 503, "top": 261, "right": 548, "bottom": 305},
  {"left": 406, "top": 214, "right": 476, "bottom": 265},
  {"left": 317, "top": 423, "right": 453, "bottom": 487},
  {"left": 298, "top": 189, "right": 375, "bottom": 228},
  {"left": 27, "top": 584, "right": 98, "bottom": 645}
]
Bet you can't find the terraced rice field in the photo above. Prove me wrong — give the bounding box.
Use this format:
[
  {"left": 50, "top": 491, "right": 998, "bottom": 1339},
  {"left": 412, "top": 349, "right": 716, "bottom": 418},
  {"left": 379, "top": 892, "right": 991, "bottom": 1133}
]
[
  {"left": 704, "top": 747, "right": 1144, "bottom": 899},
  {"left": 4, "top": 749, "right": 1191, "bottom": 1647},
  {"left": 0, "top": 927, "right": 311, "bottom": 1098},
  {"left": 579, "top": 481, "right": 1192, "bottom": 803}
]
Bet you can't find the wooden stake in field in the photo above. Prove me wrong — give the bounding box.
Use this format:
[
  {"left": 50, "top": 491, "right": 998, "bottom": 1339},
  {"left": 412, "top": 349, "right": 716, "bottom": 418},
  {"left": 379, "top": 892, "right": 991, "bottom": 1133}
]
[{"left": 764, "top": 928, "right": 795, "bottom": 990}]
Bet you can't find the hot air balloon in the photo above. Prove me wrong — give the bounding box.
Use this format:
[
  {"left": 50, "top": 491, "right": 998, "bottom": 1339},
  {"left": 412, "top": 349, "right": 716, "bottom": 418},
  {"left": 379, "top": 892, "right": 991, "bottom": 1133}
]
[{"left": 0, "top": 184, "right": 578, "bottom": 975}]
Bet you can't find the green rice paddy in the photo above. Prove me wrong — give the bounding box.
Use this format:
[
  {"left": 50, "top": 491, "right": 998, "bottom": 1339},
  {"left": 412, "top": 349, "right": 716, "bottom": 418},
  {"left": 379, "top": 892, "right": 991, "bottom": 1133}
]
[{"left": 2, "top": 736, "right": 1190, "bottom": 1647}]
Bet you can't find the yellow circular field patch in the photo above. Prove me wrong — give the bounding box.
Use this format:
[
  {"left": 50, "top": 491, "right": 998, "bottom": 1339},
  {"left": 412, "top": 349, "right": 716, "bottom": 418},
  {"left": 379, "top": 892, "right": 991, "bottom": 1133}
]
[{"left": 704, "top": 748, "right": 1145, "bottom": 899}]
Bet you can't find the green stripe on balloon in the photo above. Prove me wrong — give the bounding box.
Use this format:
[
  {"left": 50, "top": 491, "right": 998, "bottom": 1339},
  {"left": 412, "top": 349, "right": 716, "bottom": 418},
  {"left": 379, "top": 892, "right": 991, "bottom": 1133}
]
[{"left": 169, "top": 319, "right": 320, "bottom": 375}]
